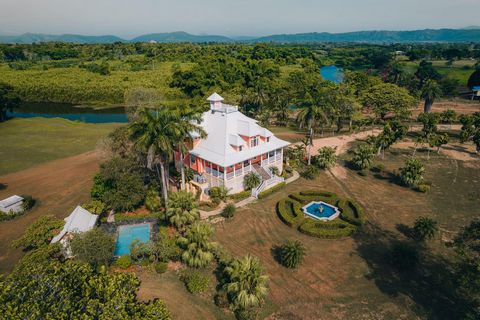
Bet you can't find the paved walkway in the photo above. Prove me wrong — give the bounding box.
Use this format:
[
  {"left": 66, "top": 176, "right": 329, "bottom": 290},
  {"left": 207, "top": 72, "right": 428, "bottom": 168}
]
[{"left": 199, "top": 170, "right": 300, "bottom": 220}]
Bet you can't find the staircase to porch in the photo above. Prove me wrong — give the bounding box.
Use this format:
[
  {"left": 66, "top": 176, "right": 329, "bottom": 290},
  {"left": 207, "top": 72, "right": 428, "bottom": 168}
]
[{"left": 253, "top": 163, "right": 271, "bottom": 180}]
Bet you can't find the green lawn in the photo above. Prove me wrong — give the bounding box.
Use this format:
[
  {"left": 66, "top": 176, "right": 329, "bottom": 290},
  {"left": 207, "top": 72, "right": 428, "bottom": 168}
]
[
  {"left": 401, "top": 59, "right": 476, "bottom": 85},
  {"left": 0, "top": 118, "right": 121, "bottom": 175}
]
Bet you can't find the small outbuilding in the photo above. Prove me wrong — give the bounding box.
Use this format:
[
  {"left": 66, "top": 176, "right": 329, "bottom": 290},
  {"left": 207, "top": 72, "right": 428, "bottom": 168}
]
[
  {"left": 0, "top": 195, "right": 24, "bottom": 214},
  {"left": 51, "top": 206, "right": 99, "bottom": 244}
]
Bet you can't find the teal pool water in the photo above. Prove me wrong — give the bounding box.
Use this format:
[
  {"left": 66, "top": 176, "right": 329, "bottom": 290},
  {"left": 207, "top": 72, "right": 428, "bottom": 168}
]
[
  {"left": 320, "top": 65, "right": 344, "bottom": 84},
  {"left": 114, "top": 223, "right": 151, "bottom": 256},
  {"left": 302, "top": 202, "right": 339, "bottom": 220}
]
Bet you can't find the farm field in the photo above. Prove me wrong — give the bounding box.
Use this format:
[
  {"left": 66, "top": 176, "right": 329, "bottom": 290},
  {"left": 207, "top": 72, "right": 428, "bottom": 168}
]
[{"left": 0, "top": 117, "right": 120, "bottom": 175}]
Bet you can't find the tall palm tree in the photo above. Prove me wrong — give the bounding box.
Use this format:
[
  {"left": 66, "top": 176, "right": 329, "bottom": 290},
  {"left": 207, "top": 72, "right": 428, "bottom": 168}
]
[
  {"left": 174, "top": 106, "right": 206, "bottom": 190},
  {"left": 296, "top": 92, "right": 330, "bottom": 165},
  {"left": 178, "top": 221, "right": 215, "bottom": 268},
  {"left": 130, "top": 107, "right": 179, "bottom": 205},
  {"left": 166, "top": 191, "right": 200, "bottom": 230},
  {"left": 421, "top": 79, "right": 442, "bottom": 113},
  {"left": 224, "top": 254, "right": 269, "bottom": 310}
]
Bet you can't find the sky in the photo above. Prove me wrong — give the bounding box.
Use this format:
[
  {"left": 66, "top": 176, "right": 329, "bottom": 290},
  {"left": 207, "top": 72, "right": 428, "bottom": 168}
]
[{"left": 1, "top": 0, "right": 479, "bottom": 38}]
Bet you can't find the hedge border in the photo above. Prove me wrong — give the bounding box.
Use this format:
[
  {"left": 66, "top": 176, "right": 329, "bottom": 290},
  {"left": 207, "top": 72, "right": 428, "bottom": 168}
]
[
  {"left": 276, "top": 190, "right": 366, "bottom": 239},
  {"left": 258, "top": 182, "right": 286, "bottom": 199}
]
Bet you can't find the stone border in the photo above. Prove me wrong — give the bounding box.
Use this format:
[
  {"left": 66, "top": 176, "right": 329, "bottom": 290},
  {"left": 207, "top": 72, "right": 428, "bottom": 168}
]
[{"left": 301, "top": 201, "right": 340, "bottom": 221}]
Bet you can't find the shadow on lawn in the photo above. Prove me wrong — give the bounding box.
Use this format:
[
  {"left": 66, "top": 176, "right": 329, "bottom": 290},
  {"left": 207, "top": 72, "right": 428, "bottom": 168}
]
[
  {"left": 353, "top": 223, "right": 464, "bottom": 319},
  {"left": 0, "top": 183, "right": 6, "bottom": 190}
]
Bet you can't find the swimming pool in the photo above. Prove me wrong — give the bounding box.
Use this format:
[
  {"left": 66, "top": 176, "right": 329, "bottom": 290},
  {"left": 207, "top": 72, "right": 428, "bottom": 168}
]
[
  {"left": 114, "top": 223, "right": 151, "bottom": 256},
  {"left": 302, "top": 201, "right": 340, "bottom": 221}
]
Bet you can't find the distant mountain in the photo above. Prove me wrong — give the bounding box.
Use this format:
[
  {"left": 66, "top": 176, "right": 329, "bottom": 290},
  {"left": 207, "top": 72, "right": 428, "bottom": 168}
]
[
  {"left": 255, "top": 29, "right": 480, "bottom": 43},
  {"left": 463, "top": 26, "right": 480, "bottom": 30},
  {"left": 130, "top": 31, "right": 233, "bottom": 43},
  {"left": 0, "top": 33, "right": 124, "bottom": 44},
  {"left": 1, "top": 28, "right": 480, "bottom": 44}
]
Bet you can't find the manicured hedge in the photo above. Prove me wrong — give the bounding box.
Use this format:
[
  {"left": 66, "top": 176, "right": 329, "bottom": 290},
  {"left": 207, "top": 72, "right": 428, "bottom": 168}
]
[
  {"left": 337, "top": 199, "right": 365, "bottom": 226},
  {"left": 276, "top": 190, "right": 366, "bottom": 239},
  {"left": 257, "top": 182, "right": 286, "bottom": 199},
  {"left": 114, "top": 212, "right": 160, "bottom": 222},
  {"left": 228, "top": 190, "right": 251, "bottom": 202},
  {"left": 276, "top": 199, "right": 303, "bottom": 227},
  {"left": 299, "top": 218, "right": 356, "bottom": 239}
]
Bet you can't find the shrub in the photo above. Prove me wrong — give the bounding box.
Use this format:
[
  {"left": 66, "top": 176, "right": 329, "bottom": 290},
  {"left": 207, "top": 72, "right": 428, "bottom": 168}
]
[
  {"left": 257, "top": 182, "right": 285, "bottom": 199},
  {"left": 352, "top": 144, "right": 375, "bottom": 170},
  {"left": 129, "top": 240, "right": 152, "bottom": 264},
  {"left": 221, "top": 204, "right": 236, "bottom": 218},
  {"left": 337, "top": 198, "right": 365, "bottom": 226},
  {"left": 209, "top": 186, "right": 228, "bottom": 204},
  {"left": 21, "top": 195, "right": 36, "bottom": 211},
  {"left": 244, "top": 172, "right": 262, "bottom": 190},
  {"left": 82, "top": 200, "right": 106, "bottom": 215},
  {"left": 276, "top": 199, "right": 303, "bottom": 227},
  {"left": 279, "top": 240, "right": 306, "bottom": 269},
  {"left": 114, "top": 255, "right": 132, "bottom": 269},
  {"left": 12, "top": 215, "right": 63, "bottom": 251},
  {"left": 289, "top": 191, "right": 338, "bottom": 205},
  {"left": 229, "top": 190, "right": 251, "bottom": 202},
  {"left": 312, "top": 146, "right": 337, "bottom": 169},
  {"left": 301, "top": 166, "right": 319, "bottom": 180},
  {"left": 399, "top": 158, "right": 425, "bottom": 188},
  {"left": 214, "top": 290, "right": 229, "bottom": 308},
  {"left": 269, "top": 166, "right": 280, "bottom": 176},
  {"left": 145, "top": 188, "right": 162, "bottom": 212},
  {"left": 413, "top": 216, "right": 438, "bottom": 241},
  {"left": 180, "top": 270, "right": 210, "bottom": 294},
  {"left": 155, "top": 262, "right": 168, "bottom": 274},
  {"left": 415, "top": 184, "right": 430, "bottom": 193}
]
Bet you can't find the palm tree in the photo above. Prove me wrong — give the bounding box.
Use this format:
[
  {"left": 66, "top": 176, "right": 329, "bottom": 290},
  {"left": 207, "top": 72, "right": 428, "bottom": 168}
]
[
  {"left": 166, "top": 191, "right": 200, "bottom": 230},
  {"left": 129, "top": 107, "right": 179, "bottom": 205},
  {"left": 413, "top": 216, "right": 438, "bottom": 241},
  {"left": 279, "top": 240, "right": 306, "bottom": 269},
  {"left": 421, "top": 79, "right": 442, "bottom": 113},
  {"left": 178, "top": 222, "right": 215, "bottom": 268},
  {"left": 224, "top": 254, "right": 269, "bottom": 310},
  {"left": 174, "top": 106, "right": 206, "bottom": 190},
  {"left": 352, "top": 144, "right": 375, "bottom": 170},
  {"left": 399, "top": 158, "right": 425, "bottom": 188},
  {"left": 312, "top": 146, "right": 337, "bottom": 169},
  {"left": 244, "top": 172, "right": 261, "bottom": 190},
  {"left": 296, "top": 91, "right": 330, "bottom": 165}
]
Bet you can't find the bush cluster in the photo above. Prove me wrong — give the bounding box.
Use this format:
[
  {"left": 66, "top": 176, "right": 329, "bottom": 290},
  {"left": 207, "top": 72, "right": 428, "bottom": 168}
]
[
  {"left": 114, "top": 255, "right": 132, "bottom": 269},
  {"left": 221, "top": 204, "right": 236, "bottom": 218},
  {"left": 257, "top": 182, "right": 286, "bottom": 199},
  {"left": 228, "top": 190, "right": 251, "bottom": 202},
  {"left": 179, "top": 270, "right": 210, "bottom": 294},
  {"left": 337, "top": 199, "right": 365, "bottom": 226}
]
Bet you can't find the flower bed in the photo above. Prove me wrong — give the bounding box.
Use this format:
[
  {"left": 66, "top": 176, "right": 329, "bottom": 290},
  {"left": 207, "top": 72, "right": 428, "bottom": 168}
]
[{"left": 276, "top": 190, "right": 366, "bottom": 239}]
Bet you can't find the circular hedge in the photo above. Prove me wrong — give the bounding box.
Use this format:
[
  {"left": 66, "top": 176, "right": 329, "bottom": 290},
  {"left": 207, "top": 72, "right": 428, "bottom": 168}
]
[{"left": 276, "top": 191, "right": 365, "bottom": 239}]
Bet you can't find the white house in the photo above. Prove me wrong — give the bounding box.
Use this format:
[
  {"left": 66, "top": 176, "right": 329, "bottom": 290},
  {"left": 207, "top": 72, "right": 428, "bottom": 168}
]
[
  {"left": 175, "top": 93, "right": 290, "bottom": 196},
  {"left": 51, "top": 206, "right": 99, "bottom": 244},
  {"left": 0, "top": 195, "right": 24, "bottom": 214}
]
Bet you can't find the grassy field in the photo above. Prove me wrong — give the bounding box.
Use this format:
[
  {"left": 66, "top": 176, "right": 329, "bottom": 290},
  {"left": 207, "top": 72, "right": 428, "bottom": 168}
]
[
  {"left": 132, "top": 140, "right": 480, "bottom": 319},
  {"left": 401, "top": 59, "right": 477, "bottom": 85},
  {"left": 0, "top": 118, "right": 120, "bottom": 175}
]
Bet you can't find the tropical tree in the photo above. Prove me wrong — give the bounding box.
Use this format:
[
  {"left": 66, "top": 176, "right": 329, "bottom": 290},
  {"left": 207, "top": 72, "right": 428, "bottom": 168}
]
[
  {"left": 439, "top": 109, "right": 457, "bottom": 125},
  {"left": 279, "top": 240, "right": 306, "bottom": 269},
  {"left": 12, "top": 215, "right": 63, "bottom": 251},
  {"left": 0, "top": 82, "right": 20, "bottom": 122},
  {"left": 429, "top": 133, "right": 450, "bottom": 154},
  {"left": 413, "top": 216, "right": 438, "bottom": 241},
  {"left": 420, "top": 79, "right": 442, "bottom": 113},
  {"left": 70, "top": 228, "right": 115, "bottom": 267},
  {"left": 399, "top": 158, "right": 425, "bottom": 188},
  {"left": 312, "top": 146, "right": 337, "bottom": 169},
  {"left": 178, "top": 222, "right": 215, "bottom": 268},
  {"left": 224, "top": 254, "right": 269, "bottom": 310},
  {"left": 375, "top": 120, "right": 407, "bottom": 158},
  {"left": 130, "top": 107, "right": 180, "bottom": 205},
  {"left": 165, "top": 191, "right": 199, "bottom": 230},
  {"left": 352, "top": 144, "right": 376, "bottom": 170},
  {"left": 244, "top": 172, "right": 262, "bottom": 190},
  {"left": 361, "top": 83, "right": 416, "bottom": 120}
]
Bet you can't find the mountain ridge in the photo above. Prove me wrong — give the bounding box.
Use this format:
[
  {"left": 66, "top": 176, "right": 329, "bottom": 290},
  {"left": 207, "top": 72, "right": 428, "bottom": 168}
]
[{"left": 1, "top": 28, "right": 480, "bottom": 44}]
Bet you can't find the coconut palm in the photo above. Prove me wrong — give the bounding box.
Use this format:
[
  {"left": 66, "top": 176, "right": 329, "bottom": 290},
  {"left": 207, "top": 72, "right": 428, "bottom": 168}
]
[
  {"left": 174, "top": 106, "right": 206, "bottom": 190},
  {"left": 244, "top": 172, "right": 262, "bottom": 190},
  {"left": 352, "top": 144, "right": 375, "bottom": 170},
  {"left": 312, "top": 146, "right": 337, "bottom": 169},
  {"left": 413, "top": 216, "right": 438, "bottom": 241},
  {"left": 279, "top": 240, "right": 306, "bottom": 269},
  {"left": 224, "top": 254, "right": 269, "bottom": 310},
  {"left": 421, "top": 79, "right": 442, "bottom": 113},
  {"left": 399, "top": 158, "right": 425, "bottom": 187},
  {"left": 296, "top": 91, "right": 331, "bottom": 165},
  {"left": 129, "top": 107, "right": 179, "bottom": 205},
  {"left": 166, "top": 191, "right": 199, "bottom": 230},
  {"left": 178, "top": 222, "right": 215, "bottom": 268}
]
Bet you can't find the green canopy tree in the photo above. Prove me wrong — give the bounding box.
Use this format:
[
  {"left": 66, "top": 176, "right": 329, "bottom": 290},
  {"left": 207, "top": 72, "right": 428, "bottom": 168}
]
[
  {"left": 361, "top": 83, "right": 416, "bottom": 120},
  {"left": 178, "top": 222, "right": 215, "bottom": 268},
  {"left": 70, "top": 228, "right": 115, "bottom": 267},
  {"left": 12, "top": 215, "right": 63, "bottom": 251},
  {"left": 0, "top": 82, "right": 20, "bottom": 122}
]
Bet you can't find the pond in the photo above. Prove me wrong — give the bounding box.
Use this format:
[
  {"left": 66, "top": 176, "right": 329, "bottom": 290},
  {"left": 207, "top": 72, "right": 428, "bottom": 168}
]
[
  {"left": 320, "top": 65, "right": 344, "bottom": 84},
  {"left": 7, "top": 102, "right": 128, "bottom": 123}
]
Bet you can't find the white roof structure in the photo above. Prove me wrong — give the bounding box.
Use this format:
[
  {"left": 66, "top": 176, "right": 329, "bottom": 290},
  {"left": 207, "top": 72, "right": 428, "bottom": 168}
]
[
  {"left": 189, "top": 94, "right": 290, "bottom": 167},
  {"left": 51, "top": 206, "right": 98, "bottom": 244},
  {"left": 0, "top": 195, "right": 24, "bottom": 214}
]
